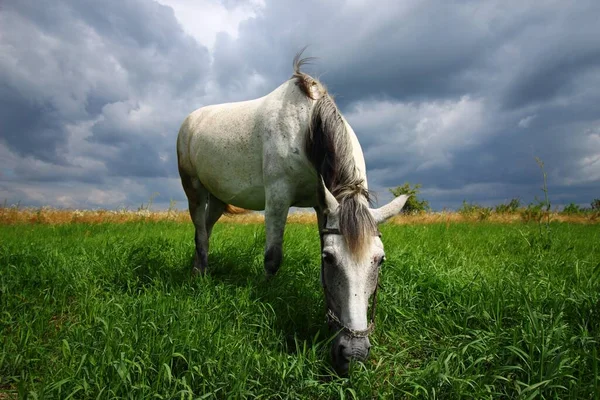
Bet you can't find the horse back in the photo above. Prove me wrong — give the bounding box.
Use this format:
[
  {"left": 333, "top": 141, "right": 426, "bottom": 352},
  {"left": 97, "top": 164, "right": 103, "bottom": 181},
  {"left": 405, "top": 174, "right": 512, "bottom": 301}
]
[{"left": 177, "top": 80, "right": 316, "bottom": 209}]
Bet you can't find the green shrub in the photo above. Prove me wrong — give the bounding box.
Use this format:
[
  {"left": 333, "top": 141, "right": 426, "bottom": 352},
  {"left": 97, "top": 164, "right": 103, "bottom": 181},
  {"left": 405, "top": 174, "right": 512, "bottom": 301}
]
[
  {"left": 458, "top": 201, "right": 492, "bottom": 220},
  {"left": 520, "top": 202, "right": 546, "bottom": 223},
  {"left": 561, "top": 203, "right": 582, "bottom": 215},
  {"left": 389, "top": 183, "right": 431, "bottom": 214},
  {"left": 494, "top": 198, "right": 521, "bottom": 214}
]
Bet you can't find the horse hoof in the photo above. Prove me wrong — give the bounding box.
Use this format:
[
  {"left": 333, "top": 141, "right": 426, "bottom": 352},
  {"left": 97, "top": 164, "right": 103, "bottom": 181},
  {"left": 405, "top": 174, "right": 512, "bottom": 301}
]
[
  {"left": 264, "top": 263, "right": 281, "bottom": 277},
  {"left": 192, "top": 266, "right": 206, "bottom": 276},
  {"left": 264, "top": 270, "right": 277, "bottom": 280}
]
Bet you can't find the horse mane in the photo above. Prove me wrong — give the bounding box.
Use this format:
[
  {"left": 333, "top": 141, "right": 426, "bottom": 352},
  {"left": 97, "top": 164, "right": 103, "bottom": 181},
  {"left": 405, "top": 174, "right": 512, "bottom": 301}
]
[{"left": 293, "top": 51, "right": 378, "bottom": 258}]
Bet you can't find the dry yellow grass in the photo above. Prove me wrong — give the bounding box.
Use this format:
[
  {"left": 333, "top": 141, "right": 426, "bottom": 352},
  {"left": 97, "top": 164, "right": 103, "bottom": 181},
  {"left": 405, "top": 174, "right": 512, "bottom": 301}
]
[
  {"left": 1, "top": 206, "right": 598, "bottom": 225},
  {"left": 0, "top": 390, "right": 17, "bottom": 400},
  {"left": 388, "top": 212, "right": 599, "bottom": 225}
]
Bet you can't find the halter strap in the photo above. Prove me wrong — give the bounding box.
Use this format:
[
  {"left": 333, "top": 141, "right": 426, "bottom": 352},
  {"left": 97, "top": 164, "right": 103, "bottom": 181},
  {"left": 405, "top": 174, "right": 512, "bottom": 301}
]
[{"left": 325, "top": 283, "right": 379, "bottom": 338}]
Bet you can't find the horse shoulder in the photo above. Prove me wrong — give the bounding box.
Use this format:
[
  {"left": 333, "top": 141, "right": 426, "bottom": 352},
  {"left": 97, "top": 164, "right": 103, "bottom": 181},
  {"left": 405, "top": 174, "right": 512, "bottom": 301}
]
[{"left": 257, "top": 82, "right": 318, "bottom": 204}]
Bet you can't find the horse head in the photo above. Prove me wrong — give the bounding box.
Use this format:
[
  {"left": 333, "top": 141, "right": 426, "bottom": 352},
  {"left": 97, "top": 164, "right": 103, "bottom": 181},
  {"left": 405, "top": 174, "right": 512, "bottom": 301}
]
[{"left": 319, "top": 183, "right": 409, "bottom": 374}]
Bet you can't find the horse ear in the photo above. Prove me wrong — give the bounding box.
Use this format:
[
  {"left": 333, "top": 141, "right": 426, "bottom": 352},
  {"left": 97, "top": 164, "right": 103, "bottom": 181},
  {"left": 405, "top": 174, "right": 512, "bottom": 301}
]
[
  {"left": 317, "top": 177, "right": 339, "bottom": 213},
  {"left": 371, "top": 195, "right": 409, "bottom": 224}
]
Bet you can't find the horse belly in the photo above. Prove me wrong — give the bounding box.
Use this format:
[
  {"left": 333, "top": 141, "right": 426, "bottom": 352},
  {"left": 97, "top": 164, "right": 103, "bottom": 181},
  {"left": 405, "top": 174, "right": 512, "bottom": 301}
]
[
  {"left": 190, "top": 118, "right": 266, "bottom": 210},
  {"left": 198, "top": 162, "right": 266, "bottom": 210}
]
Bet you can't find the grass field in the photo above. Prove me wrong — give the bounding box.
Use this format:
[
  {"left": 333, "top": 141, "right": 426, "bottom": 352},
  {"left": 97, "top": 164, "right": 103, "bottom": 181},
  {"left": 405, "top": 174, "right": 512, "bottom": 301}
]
[{"left": 1, "top": 220, "right": 599, "bottom": 399}]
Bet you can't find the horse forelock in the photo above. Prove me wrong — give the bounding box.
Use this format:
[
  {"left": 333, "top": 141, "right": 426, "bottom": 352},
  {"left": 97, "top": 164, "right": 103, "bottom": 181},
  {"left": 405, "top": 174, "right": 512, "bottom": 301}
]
[
  {"left": 337, "top": 189, "right": 378, "bottom": 259},
  {"left": 293, "top": 51, "right": 376, "bottom": 258}
]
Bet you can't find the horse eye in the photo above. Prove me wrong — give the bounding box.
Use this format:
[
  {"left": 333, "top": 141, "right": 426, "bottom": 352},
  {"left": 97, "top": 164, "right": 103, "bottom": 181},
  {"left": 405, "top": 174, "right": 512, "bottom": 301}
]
[{"left": 322, "top": 252, "right": 335, "bottom": 264}]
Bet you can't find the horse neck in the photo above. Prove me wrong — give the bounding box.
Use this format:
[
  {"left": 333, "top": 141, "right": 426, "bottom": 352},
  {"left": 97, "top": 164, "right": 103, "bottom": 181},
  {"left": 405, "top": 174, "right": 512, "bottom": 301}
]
[{"left": 343, "top": 119, "right": 368, "bottom": 190}]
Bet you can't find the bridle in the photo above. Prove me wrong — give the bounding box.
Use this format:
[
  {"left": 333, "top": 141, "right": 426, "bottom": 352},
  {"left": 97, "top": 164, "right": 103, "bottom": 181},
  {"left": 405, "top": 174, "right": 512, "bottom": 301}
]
[{"left": 320, "top": 226, "right": 382, "bottom": 339}]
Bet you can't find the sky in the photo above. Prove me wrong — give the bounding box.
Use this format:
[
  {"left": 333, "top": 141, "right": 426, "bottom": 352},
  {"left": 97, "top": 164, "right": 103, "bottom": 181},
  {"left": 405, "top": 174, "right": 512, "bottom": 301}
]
[{"left": 1, "top": 0, "right": 599, "bottom": 211}]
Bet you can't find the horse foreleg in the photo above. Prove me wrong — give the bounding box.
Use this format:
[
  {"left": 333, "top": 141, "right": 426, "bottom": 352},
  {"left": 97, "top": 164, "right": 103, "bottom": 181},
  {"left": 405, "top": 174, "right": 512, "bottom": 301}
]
[
  {"left": 315, "top": 207, "right": 326, "bottom": 286},
  {"left": 314, "top": 206, "right": 325, "bottom": 248},
  {"left": 264, "top": 191, "right": 291, "bottom": 277}
]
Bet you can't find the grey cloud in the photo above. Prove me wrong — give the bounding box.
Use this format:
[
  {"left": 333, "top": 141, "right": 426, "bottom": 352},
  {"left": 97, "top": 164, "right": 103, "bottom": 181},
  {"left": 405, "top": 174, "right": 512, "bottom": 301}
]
[
  {"left": 1, "top": 0, "right": 599, "bottom": 210},
  {"left": 502, "top": 43, "right": 600, "bottom": 110},
  {"left": 1, "top": 0, "right": 209, "bottom": 184},
  {"left": 106, "top": 142, "right": 175, "bottom": 179},
  {"left": 0, "top": 86, "right": 67, "bottom": 163},
  {"left": 0, "top": 177, "right": 182, "bottom": 210},
  {"left": 11, "top": 161, "right": 107, "bottom": 185},
  {"left": 209, "top": 0, "right": 600, "bottom": 112},
  {"left": 504, "top": 53, "right": 600, "bottom": 110},
  {"left": 208, "top": 1, "right": 504, "bottom": 104}
]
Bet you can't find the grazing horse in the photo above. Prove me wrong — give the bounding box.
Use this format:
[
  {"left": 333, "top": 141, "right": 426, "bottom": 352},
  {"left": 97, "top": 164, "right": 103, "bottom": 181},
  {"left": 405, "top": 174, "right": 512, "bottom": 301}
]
[{"left": 177, "top": 53, "right": 409, "bottom": 374}]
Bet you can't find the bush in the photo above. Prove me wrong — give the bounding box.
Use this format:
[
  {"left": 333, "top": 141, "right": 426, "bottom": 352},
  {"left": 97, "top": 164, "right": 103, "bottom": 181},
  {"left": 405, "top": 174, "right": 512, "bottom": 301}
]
[
  {"left": 561, "top": 203, "right": 582, "bottom": 215},
  {"left": 458, "top": 201, "right": 492, "bottom": 220},
  {"left": 494, "top": 198, "right": 521, "bottom": 214},
  {"left": 520, "top": 202, "right": 548, "bottom": 223},
  {"left": 591, "top": 198, "right": 600, "bottom": 211},
  {"left": 389, "top": 183, "right": 430, "bottom": 214}
]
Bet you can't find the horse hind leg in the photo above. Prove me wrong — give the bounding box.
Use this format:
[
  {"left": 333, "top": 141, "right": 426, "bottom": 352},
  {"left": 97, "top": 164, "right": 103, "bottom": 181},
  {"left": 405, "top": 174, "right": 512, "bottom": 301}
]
[
  {"left": 180, "top": 169, "right": 210, "bottom": 275},
  {"left": 206, "top": 194, "right": 227, "bottom": 238}
]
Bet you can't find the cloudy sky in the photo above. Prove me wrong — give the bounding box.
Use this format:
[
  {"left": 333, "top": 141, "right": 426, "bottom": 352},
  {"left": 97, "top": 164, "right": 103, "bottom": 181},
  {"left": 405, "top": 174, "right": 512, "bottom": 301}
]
[{"left": 1, "top": 0, "right": 599, "bottom": 211}]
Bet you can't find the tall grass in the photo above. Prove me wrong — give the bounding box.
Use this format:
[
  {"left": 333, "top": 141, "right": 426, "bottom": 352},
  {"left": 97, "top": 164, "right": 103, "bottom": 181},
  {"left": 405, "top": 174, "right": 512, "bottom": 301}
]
[{"left": 1, "top": 222, "right": 599, "bottom": 398}]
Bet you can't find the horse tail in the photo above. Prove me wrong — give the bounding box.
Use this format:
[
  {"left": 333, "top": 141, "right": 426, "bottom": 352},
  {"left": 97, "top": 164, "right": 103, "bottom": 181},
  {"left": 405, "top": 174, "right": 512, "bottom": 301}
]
[{"left": 224, "top": 205, "right": 250, "bottom": 214}]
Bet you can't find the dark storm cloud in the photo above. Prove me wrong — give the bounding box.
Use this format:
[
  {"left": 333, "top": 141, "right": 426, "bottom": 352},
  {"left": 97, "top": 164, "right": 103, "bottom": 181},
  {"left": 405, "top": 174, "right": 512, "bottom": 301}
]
[
  {"left": 106, "top": 142, "right": 173, "bottom": 178},
  {"left": 0, "top": 86, "right": 67, "bottom": 163},
  {"left": 10, "top": 160, "right": 107, "bottom": 185},
  {"left": 500, "top": 5, "right": 600, "bottom": 111},
  {"left": 1, "top": 0, "right": 599, "bottom": 209},
  {"left": 358, "top": 90, "right": 600, "bottom": 210},
  {"left": 0, "top": 0, "right": 209, "bottom": 172},
  {"left": 503, "top": 52, "right": 600, "bottom": 110},
  {"left": 209, "top": 1, "right": 500, "bottom": 104},
  {"left": 211, "top": 0, "right": 600, "bottom": 108}
]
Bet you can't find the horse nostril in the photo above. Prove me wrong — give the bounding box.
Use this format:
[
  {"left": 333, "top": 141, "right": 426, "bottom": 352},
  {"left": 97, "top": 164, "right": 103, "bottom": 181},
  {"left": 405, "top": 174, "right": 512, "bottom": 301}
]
[
  {"left": 352, "top": 348, "right": 369, "bottom": 361},
  {"left": 338, "top": 345, "right": 349, "bottom": 361},
  {"left": 347, "top": 339, "right": 370, "bottom": 361}
]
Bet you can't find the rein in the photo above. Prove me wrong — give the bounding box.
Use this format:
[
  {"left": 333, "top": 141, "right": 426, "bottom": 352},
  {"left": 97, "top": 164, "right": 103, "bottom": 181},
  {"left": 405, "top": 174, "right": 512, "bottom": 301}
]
[{"left": 320, "top": 226, "right": 381, "bottom": 339}]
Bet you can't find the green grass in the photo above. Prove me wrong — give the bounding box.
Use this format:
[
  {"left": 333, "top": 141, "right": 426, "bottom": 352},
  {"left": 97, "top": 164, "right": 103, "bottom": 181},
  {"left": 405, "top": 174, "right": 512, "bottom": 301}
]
[{"left": 1, "top": 222, "right": 599, "bottom": 399}]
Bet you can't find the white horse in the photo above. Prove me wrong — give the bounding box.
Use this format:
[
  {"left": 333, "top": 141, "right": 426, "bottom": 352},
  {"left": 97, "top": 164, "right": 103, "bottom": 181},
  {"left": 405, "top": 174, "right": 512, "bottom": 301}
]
[{"left": 177, "top": 52, "right": 408, "bottom": 374}]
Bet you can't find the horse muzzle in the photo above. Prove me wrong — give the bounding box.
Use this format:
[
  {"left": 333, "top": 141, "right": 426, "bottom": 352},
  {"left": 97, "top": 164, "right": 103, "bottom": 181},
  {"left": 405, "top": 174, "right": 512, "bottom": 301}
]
[{"left": 331, "top": 335, "right": 371, "bottom": 375}]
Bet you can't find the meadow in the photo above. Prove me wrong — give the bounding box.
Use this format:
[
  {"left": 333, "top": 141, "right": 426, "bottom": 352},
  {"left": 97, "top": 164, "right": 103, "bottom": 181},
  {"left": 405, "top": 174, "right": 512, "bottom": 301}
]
[{"left": 1, "top": 216, "right": 599, "bottom": 399}]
